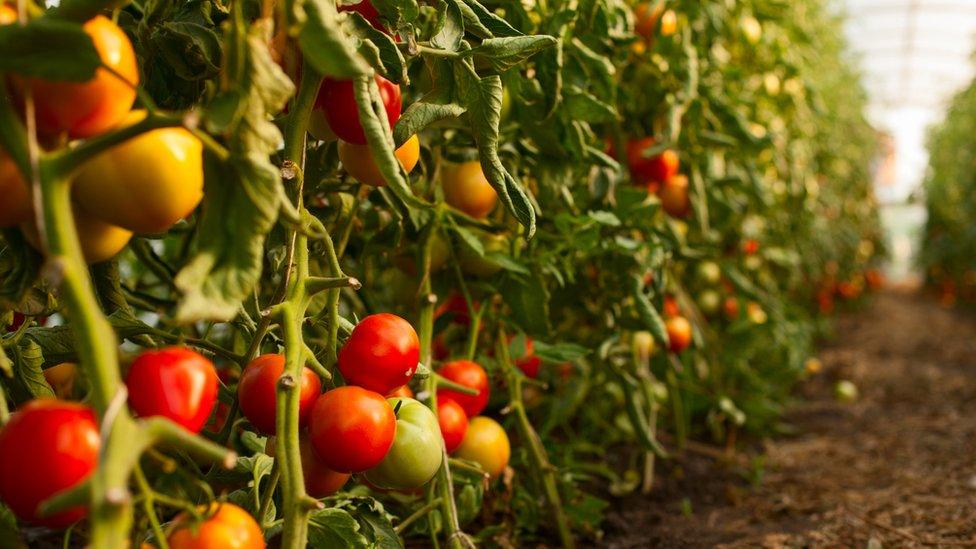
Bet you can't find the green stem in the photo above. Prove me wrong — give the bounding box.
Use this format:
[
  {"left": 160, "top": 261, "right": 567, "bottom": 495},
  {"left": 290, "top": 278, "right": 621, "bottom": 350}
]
[
  {"left": 258, "top": 464, "right": 281, "bottom": 529},
  {"left": 133, "top": 464, "right": 170, "bottom": 549},
  {"left": 394, "top": 497, "right": 442, "bottom": 535}
]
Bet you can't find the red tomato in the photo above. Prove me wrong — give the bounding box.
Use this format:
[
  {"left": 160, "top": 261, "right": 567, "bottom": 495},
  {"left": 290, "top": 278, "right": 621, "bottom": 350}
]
[
  {"left": 238, "top": 354, "right": 322, "bottom": 435},
  {"left": 0, "top": 400, "right": 99, "bottom": 527},
  {"left": 658, "top": 174, "right": 690, "bottom": 217},
  {"left": 723, "top": 296, "right": 740, "bottom": 320},
  {"left": 436, "top": 360, "right": 490, "bottom": 417},
  {"left": 15, "top": 16, "right": 138, "bottom": 138},
  {"left": 513, "top": 336, "right": 542, "bottom": 379},
  {"left": 299, "top": 437, "right": 350, "bottom": 498},
  {"left": 125, "top": 347, "right": 218, "bottom": 433},
  {"left": 434, "top": 292, "right": 475, "bottom": 326},
  {"left": 339, "top": 0, "right": 385, "bottom": 31},
  {"left": 662, "top": 294, "right": 680, "bottom": 318},
  {"left": 742, "top": 239, "right": 760, "bottom": 256},
  {"left": 308, "top": 386, "right": 396, "bottom": 473},
  {"left": 167, "top": 503, "right": 265, "bottom": 549},
  {"left": 665, "top": 316, "right": 692, "bottom": 353},
  {"left": 387, "top": 385, "right": 414, "bottom": 399},
  {"left": 627, "top": 138, "right": 679, "bottom": 188},
  {"left": 437, "top": 399, "right": 468, "bottom": 454},
  {"left": 338, "top": 313, "right": 419, "bottom": 395},
  {"left": 316, "top": 76, "right": 401, "bottom": 145}
]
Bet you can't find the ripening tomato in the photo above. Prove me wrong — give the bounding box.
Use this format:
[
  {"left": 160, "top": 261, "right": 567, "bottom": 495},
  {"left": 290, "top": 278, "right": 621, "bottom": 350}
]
[
  {"left": 338, "top": 134, "right": 419, "bottom": 187},
  {"left": 21, "top": 207, "right": 133, "bottom": 263},
  {"left": 665, "top": 316, "right": 692, "bottom": 353},
  {"left": 512, "top": 336, "right": 542, "bottom": 379},
  {"left": 436, "top": 360, "right": 490, "bottom": 417},
  {"left": 723, "top": 296, "right": 740, "bottom": 320},
  {"left": 865, "top": 269, "right": 884, "bottom": 291},
  {"left": 437, "top": 398, "right": 468, "bottom": 453},
  {"left": 658, "top": 174, "right": 690, "bottom": 217},
  {"left": 660, "top": 9, "right": 677, "bottom": 36},
  {"left": 0, "top": 400, "right": 99, "bottom": 527},
  {"left": 44, "top": 362, "right": 79, "bottom": 399},
  {"left": 73, "top": 111, "right": 204, "bottom": 234},
  {"left": 308, "top": 386, "right": 396, "bottom": 473},
  {"left": 662, "top": 294, "right": 680, "bottom": 318},
  {"left": 364, "top": 397, "right": 443, "bottom": 490},
  {"left": 167, "top": 503, "right": 265, "bottom": 549},
  {"left": 338, "top": 313, "right": 419, "bottom": 395},
  {"left": 0, "top": 4, "right": 15, "bottom": 23},
  {"left": 441, "top": 161, "right": 498, "bottom": 219},
  {"left": 434, "top": 292, "right": 475, "bottom": 326},
  {"left": 15, "top": 16, "right": 137, "bottom": 138},
  {"left": 741, "top": 239, "right": 760, "bottom": 256},
  {"left": 0, "top": 148, "right": 31, "bottom": 229},
  {"left": 317, "top": 76, "right": 401, "bottom": 145},
  {"left": 454, "top": 416, "right": 510, "bottom": 478},
  {"left": 633, "top": 3, "right": 663, "bottom": 41},
  {"left": 627, "top": 138, "right": 679, "bottom": 188},
  {"left": 387, "top": 385, "right": 413, "bottom": 399},
  {"left": 299, "top": 437, "right": 350, "bottom": 498},
  {"left": 238, "top": 354, "right": 322, "bottom": 435},
  {"left": 125, "top": 347, "right": 218, "bottom": 433}
]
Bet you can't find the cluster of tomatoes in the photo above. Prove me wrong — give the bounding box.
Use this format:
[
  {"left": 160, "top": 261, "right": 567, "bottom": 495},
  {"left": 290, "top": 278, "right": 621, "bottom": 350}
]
[{"left": 0, "top": 9, "right": 205, "bottom": 262}]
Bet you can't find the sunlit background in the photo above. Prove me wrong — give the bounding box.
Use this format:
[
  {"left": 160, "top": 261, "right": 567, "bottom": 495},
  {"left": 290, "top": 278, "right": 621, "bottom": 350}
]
[{"left": 842, "top": 0, "right": 976, "bottom": 282}]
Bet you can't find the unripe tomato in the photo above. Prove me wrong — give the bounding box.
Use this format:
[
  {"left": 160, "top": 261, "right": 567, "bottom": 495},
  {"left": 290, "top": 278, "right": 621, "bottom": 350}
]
[
  {"left": 658, "top": 174, "right": 690, "bottom": 217},
  {"left": 436, "top": 360, "right": 490, "bottom": 417},
  {"left": 167, "top": 503, "right": 265, "bottom": 549},
  {"left": 440, "top": 161, "right": 498, "bottom": 219},
  {"left": 338, "top": 313, "right": 419, "bottom": 395},
  {"left": 0, "top": 400, "right": 99, "bottom": 527},
  {"left": 338, "top": 134, "right": 419, "bottom": 187},
  {"left": 458, "top": 231, "right": 508, "bottom": 278},
  {"left": 387, "top": 385, "right": 413, "bottom": 398},
  {"left": 631, "top": 331, "right": 655, "bottom": 362},
  {"left": 740, "top": 15, "right": 763, "bottom": 45},
  {"left": 627, "top": 138, "right": 679, "bottom": 188},
  {"left": 317, "top": 76, "right": 401, "bottom": 145},
  {"left": 21, "top": 207, "right": 133, "bottom": 263},
  {"left": 73, "top": 111, "right": 204, "bottom": 234},
  {"left": 697, "top": 261, "right": 722, "bottom": 285},
  {"left": 454, "top": 416, "right": 510, "bottom": 478},
  {"left": 437, "top": 398, "right": 468, "bottom": 453},
  {"left": 238, "top": 353, "right": 322, "bottom": 435},
  {"left": 43, "top": 362, "right": 79, "bottom": 399},
  {"left": 299, "top": 437, "right": 350, "bottom": 498},
  {"left": 665, "top": 316, "right": 692, "bottom": 353},
  {"left": 308, "top": 386, "right": 396, "bottom": 473},
  {"left": 15, "top": 16, "right": 137, "bottom": 138},
  {"left": 125, "top": 347, "right": 218, "bottom": 433},
  {"left": 697, "top": 289, "right": 721, "bottom": 316},
  {"left": 512, "top": 336, "right": 542, "bottom": 379},
  {"left": 364, "top": 397, "right": 443, "bottom": 490},
  {"left": 0, "top": 148, "right": 31, "bottom": 228}
]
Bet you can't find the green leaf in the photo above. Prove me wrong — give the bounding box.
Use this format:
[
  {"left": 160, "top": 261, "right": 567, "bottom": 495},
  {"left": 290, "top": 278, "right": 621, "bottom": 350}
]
[
  {"left": 533, "top": 341, "right": 590, "bottom": 363},
  {"left": 308, "top": 508, "right": 370, "bottom": 547},
  {"left": 12, "top": 339, "right": 54, "bottom": 399},
  {"left": 394, "top": 99, "right": 466, "bottom": 146},
  {"left": 449, "top": 223, "right": 485, "bottom": 257},
  {"left": 300, "top": 0, "right": 371, "bottom": 78},
  {"left": 631, "top": 276, "right": 669, "bottom": 348},
  {"left": 500, "top": 274, "right": 550, "bottom": 334},
  {"left": 462, "top": 36, "right": 557, "bottom": 74},
  {"left": 459, "top": 0, "right": 522, "bottom": 38},
  {"left": 347, "top": 13, "right": 407, "bottom": 82},
  {"left": 563, "top": 89, "right": 618, "bottom": 123},
  {"left": 151, "top": 21, "right": 222, "bottom": 81},
  {"left": 0, "top": 18, "right": 99, "bottom": 81},
  {"left": 431, "top": 0, "right": 464, "bottom": 51}
]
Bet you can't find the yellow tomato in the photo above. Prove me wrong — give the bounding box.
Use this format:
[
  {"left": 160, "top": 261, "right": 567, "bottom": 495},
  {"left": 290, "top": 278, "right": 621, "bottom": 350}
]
[
  {"left": 15, "top": 16, "right": 138, "bottom": 138},
  {"left": 337, "top": 135, "right": 420, "bottom": 187},
  {"left": 441, "top": 160, "right": 498, "bottom": 219},
  {"left": 0, "top": 148, "right": 31, "bottom": 228},
  {"left": 43, "top": 363, "right": 78, "bottom": 399},
  {"left": 0, "top": 3, "right": 16, "bottom": 23},
  {"left": 660, "top": 9, "right": 677, "bottom": 37},
  {"left": 454, "top": 416, "right": 510, "bottom": 478},
  {"left": 22, "top": 208, "right": 132, "bottom": 264},
  {"left": 73, "top": 110, "right": 204, "bottom": 234}
]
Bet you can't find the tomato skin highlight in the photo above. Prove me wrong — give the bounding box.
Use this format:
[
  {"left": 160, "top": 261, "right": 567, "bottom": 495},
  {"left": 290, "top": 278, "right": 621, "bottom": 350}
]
[
  {"left": 441, "top": 161, "right": 498, "bottom": 219},
  {"left": 73, "top": 111, "right": 204, "bottom": 234},
  {"left": 0, "top": 148, "right": 31, "bottom": 228},
  {"left": 317, "top": 76, "right": 401, "bottom": 145},
  {"left": 166, "top": 503, "right": 266, "bottom": 549},
  {"left": 338, "top": 134, "right": 420, "bottom": 187},
  {"left": 0, "top": 400, "right": 100, "bottom": 527},
  {"left": 665, "top": 316, "right": 692, "bottom": 353},
  {"left": 15, "top": 16, "right": 138, "bottom": 138},
  {"left": 437, "top": 398, "right": 468, "bottom": 453},
  {"left": 308, "top": 386, "right": 396, "bottom": 473},
  {"left": 238, "top": 353, "right": 322, "bottom": 435},
  {"left": 454, "top": 416, "right": 510, "bottom": 478},
  {"left": 436, "top": 360, "right": 490, "bottom": 417},
  {"left": 364, "top": 397, "right": 443, "bottom": 490},
  {"left": 338, "top": 313, "right": 420, "bottom": 395},
  {"left": 125, "top": 347, "right": 218, "bottom": 433}
]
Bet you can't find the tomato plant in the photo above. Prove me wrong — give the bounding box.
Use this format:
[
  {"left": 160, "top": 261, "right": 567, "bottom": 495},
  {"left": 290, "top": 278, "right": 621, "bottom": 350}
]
[
  {"left": 308, "top": 386, "right": 396, "bottom": 473},
  {"left": 238, "top": 353, "right": 321, "bottom": 435},
  {"left": 125, "top": 347, "right": 218, "bottom": 433}
]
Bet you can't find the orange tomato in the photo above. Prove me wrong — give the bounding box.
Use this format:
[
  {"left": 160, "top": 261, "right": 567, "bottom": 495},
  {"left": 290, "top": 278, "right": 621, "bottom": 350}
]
[
  {"left": 441, "top": 161, "right": 498, "bottom": 219},
  {"left": 665, "top": 316, "right": 692, "bottom": 353},
  {"left": 21, "top": 208, "right": 132, "bottom": 264},
  {"left": 15, "top": 16, "right": 138, "bottom": 138},
  {"left": 167, "top": 503, "right": 265, "bottom": 549},
  {"left": 0, "top": 148, "right": 31, "bottom": 228},
  {"left": 454, "top": 416, "right": 510, "bottom": 478},
  {"left": 0, "top": 4, "right": 16, "bottom": 24},
  {"left": 338, "top": 135, "right": 420, "bottom": 187},
  {"left": 658, "top": 174, "right": 690, "bottom": 217}
]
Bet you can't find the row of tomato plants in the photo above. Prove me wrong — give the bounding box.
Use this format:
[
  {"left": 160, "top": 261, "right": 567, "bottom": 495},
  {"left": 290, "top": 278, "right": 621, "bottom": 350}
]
[{"left": 0, "top": 0, "right": 882, "bottom": 546}]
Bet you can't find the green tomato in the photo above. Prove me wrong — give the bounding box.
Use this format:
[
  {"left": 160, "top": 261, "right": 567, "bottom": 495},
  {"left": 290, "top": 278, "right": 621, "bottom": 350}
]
[
  {"left": 364, "top": 397, "right": 443, "bottom": 490},
  {"left": 458, "top": 232, "right": 509, "bottom": 278},
  {"left": 696, "top": 261, "right": 722, "bottom": 285}
]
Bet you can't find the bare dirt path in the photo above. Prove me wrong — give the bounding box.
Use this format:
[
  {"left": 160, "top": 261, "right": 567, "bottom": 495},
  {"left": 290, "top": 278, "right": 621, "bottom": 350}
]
[{"left": 604, "top": 291, "right": 976, "bottom": 547}]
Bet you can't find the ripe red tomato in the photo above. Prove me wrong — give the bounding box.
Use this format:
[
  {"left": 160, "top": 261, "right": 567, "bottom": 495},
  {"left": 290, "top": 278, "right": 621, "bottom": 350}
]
[
  {"left": 627, "top": 138, "right": 679, "bottom": 188},
  {"left": 662, "top": 294, "right": 680, "bottom": 318},
  {"left": 316, "top": 76, "right": 401, "bottom": 145},
  {"left": 436, "top": 360, "right": 490, "bottom": 417},
  {"left": 238, "top": 354, "right": 322, "bottom": 435},
  {"left": 440, "top": 161, "right": 498, "bottom": 219},
  {"left": 364, "top": 397, "right": 443, "bottom": 490},
  {"left": 125, "top": 347, "right": 218, "bottom": 433},
  {"left": 338, "top": 313, "right": 419, "bottom": 395},
  {"left": 665, "top": 316, "right": 692, "bottom": 353},
  {"left": 454, "top": 416, "right": 510, "bottom": 478},
  {"left": 167, "top": 503, "right": 265, "bottom": 549},
  {"left": 434, "top": 292, "right": 475, "bottom": 326},
  {"left": 658, "top": 174, "right": 690, "bottom": 217},
  {"left": 512, "top": 336, "right": 542, "bottom": 378},
  {"left": 742, "top": 239, "right": 760, "bottom": 256},
  {"left": 339, "top": 0, "right": 384, "bottom": 31},
  {"left": 723, "top": 296, "right": 741, "bottom": 320},
  {"left": 308, "top": 386, "right": 396, "bottom": 473},
  {"left": 0, "top": 400, "right": 99, "bottom": 527},
  {"left": 437, "top": 399, "right": 468, "bottom": 454},
  {"left": 15, "top": 16, "right": 138, "bottom": 138},
  {"left": 299, "top": 437, "right": 350, "bottom": 498}
]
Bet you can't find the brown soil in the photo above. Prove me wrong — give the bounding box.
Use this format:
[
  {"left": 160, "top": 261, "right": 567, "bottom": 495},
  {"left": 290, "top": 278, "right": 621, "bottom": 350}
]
[{"left": 603, "top": 291, "right": 976, "bottom": 548}]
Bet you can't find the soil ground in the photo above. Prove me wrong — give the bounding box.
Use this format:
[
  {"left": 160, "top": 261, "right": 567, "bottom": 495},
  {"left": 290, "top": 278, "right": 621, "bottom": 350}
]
[{"left": 604, "top": 291, "right": 976, "bottom": 547}]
